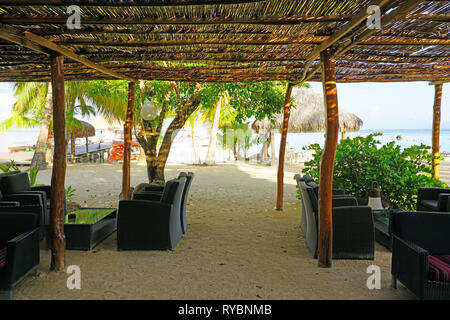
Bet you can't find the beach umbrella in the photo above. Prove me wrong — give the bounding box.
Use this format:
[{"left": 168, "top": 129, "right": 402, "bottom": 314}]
[
  {"left": 252, "top": 87, "right": 363, "bottom": 137},
  {"left": 69, "top": 119, "right": 95, "bottom": 163}
]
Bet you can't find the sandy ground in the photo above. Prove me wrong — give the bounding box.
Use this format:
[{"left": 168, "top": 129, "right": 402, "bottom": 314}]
[{"left": 6, "top": 161, "right": 425, "bottom": 300}]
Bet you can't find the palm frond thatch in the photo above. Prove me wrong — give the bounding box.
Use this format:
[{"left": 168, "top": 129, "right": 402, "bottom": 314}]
[
  {"left": 252, "top": 87, "right": 363, "bottom": 133},
  {"left": 70, "top": 120, "right": 96, "bottom": 138}
]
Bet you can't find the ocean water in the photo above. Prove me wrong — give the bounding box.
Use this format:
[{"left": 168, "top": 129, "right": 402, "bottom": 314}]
[{"left": 1, "top": 128, "right": 449, "bottom": 162}]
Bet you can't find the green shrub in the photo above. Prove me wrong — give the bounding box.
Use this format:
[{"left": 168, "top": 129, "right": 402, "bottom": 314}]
[{"left": 301, "top": 133, "right": 448, "bottom": 211}]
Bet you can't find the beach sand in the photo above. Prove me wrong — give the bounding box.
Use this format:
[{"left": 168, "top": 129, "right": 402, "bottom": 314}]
[{"left": 7, "top": 161, "right": 425, "bottom": 300}]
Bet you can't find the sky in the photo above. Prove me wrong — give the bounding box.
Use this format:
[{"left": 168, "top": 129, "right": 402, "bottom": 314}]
[{"left": 0, "top": 81, "right": 448, "bottom": 130}]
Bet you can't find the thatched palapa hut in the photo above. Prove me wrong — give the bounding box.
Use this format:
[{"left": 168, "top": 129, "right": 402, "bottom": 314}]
[
  {"left": 253, "top": 87, "right": 363, "bottom": 138},
  {"left": 69, "top": 120, "right": 96, "bottom": 163}
]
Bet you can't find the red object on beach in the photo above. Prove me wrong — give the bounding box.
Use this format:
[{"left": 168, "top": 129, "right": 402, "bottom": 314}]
[{"left": 108, "top": 140, "right": 140, "bottom": 162}]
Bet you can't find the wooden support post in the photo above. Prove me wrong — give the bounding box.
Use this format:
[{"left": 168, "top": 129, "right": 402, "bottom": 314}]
[
  {"left": 276, "top": 83, "right": 294, "bottom": 211},
  {"left": 432, "top": 83, "right": 443, "bottom": 180},
  {"left": 85, "top": 136, "right": 89, "bottom": 162},
  {"left": 49, "top": 53, "right": 66, "bottom": 271},
  {"left": 318, "top": 48, "right": 339, "bottom": 268},
  {"left": 122, "top": 82, "right": 135, "bottom": 200}
]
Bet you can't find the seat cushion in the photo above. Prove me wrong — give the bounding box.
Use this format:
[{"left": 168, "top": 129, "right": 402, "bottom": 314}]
[
  {"left": 428, "top": 255, "right": 450, "bottom": 282},
  {"left": 421, "top": 200, "right": 439, "bottom": 210},
  {"left": 0, "top": 247, "right": 6, "bottom": 269}
]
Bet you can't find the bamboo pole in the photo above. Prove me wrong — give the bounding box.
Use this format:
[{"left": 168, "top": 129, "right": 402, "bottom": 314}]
[
  {"left": 122, "top": 82, "right": 135, "bottom": 200},
  {"left": 276, "top": 83, "right": 294, "bottom": 211},
  {"left": 432, "top": 83, "right": 443, "bottom": 180},
  {"left": 49, "top": 53, "right": 66, "bottom": 271},
  {"left": 318, "top": 48, "right": 339, "bottom": 268}
]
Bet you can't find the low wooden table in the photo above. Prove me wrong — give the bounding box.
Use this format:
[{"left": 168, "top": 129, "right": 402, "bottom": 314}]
[{"left": 47, "top": 208, "right": 117, "bottom": 251}]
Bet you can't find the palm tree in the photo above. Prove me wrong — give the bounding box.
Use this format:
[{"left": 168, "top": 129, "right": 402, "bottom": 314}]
[
  {"left": 1, "top": 82, "right": 51, "bottom": 168},
  {"left": 185, "top": 109, "right": 201, "bottom": 164},
  {"left": 3, "top": 81, "right": 99, "bottom": 167}
]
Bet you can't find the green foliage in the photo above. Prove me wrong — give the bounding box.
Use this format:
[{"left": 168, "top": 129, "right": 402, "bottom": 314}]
[
  {"left": 0, "top": 161, "right": 42, "bottom": 186},
  {"left": 28, "top": 165, "right": 41, "bottom": 186},
  {"left": 302, "top": 133, "right": 448, "bottom": 210},
  {"left": 65, "top": 185, "right": 76, "bottom": 204},
  {"left": 0, "top": 160, "right": 20, "bottom": 173}
]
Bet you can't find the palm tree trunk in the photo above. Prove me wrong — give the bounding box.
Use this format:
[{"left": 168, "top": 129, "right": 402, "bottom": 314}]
[
  {"left": 70, "top": 135, "right": 75, "bottom": 163},
  {"left": 31, "top": 84, "right": 52, "bottom": 168},
  {"left": 45, "top": 130, "right": 53, "bottom": 164},
  {"left": 270, "top": 130, "right": 277, "bottom": 166},
  {"left": 204, "top": 97, "right": 222, "bottom": 165},
  {"left": 191, "top": 126, "right": 200, "bottom": 164}
]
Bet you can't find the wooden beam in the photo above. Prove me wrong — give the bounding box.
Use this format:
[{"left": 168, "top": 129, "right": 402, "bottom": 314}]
[
  {"left": 318, "top": 48, "right": 339, "bottom": 268},
  {"left": 432, "top": 83, "right": 443, "bottom": 180},
  {"left": 49, "top": 53, "right": 66, "bottom": 272},
  {"left": 23, "top": 31, "right": 138, "bottom": 82},
  {"left": 335, "top": 0, "right": 423, "bottom": 56},
  {"left": 0, "top": 14, "right": 353, "bottom": 26},
  {"left": 300, "top": 0, "right": 391, "bottom": 81},
  {"left": 56, "top": 38, "right": 324, "bottom": 47},
  {"left": 122, "top": 82, "right": 135, "bottom": 201},
  {"left": 0, "top": 23, "right": 137, "bottom": 82},
  {"left": 430, "top": 80, "right": 450, "bottom": 86},
  {"left": 299, "top": 0, "right": 423, "bottom": 83},
  {"left": 0, "top": 0, "right": 265, "bottom": 6},
  {"left": 276, "top": 82, "right": 294, "bottom": 211}
]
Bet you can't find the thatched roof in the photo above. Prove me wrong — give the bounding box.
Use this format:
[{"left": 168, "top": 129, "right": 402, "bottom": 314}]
[
  {"left": 70, "top": 120, "right": 95, "bottom": 138},
  {"left": 0, "top": 1, "right": 448, "bottom": 83},
  {"left": 252, "top": 87, "right": 363, "bottom": 133}
]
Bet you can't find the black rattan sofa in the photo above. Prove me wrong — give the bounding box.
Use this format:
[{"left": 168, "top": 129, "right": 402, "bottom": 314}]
[
  {"left": 117, "top": 177, "right": 186, "bottom": 250},
  {"left": 0, "top": 191, "right": 45, "bottom": 238},
  {"left": 417, "top": 187, "right": 450, "bottom": 212},
  {"left": 0, "top": 212, "right": 40, "bottom": 300},
  {"left": 297, "top": 179, "right": 374, "bottom": 260},
  {"left": 0, "top": 172, "right": 50, "bottom": 225},
  {"left": 133, "top": 172, "right": 194, "bottom": 234},
  {"left": 391, "top": 210, "right": 450, "bottom": 300}
]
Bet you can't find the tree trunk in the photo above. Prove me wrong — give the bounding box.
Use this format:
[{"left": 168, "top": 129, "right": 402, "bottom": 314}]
[
  {"left": 191, "top": 126, "right": 200, "bottom": 164},
  {"left": 49, "top": 54, "right": 66, "bottom": 272},
  {"left": 259, "top": 133, "right": 268, "bottom": 164},
  {"left": 122, "top": 82, "right": 135, "bottom": 201},
  {"left": 70, "top": 135, "right": 75, "bottom": 163},
  {"left": 154, "top": 88, "right": 202, "bottom": 182},
  {"left": 318, "top": 49, "right": 339, "bottom": 268},
  {"left": 270, "top": 130, "right": 277, "bottom": 166},
  {"left": 31, "top": 84, "right": 52, "bottom": 169},
  {"left": 137, "top": 147, "right": 146, "bottom": 165},
  {"left": 341, "top": 131, "right": 346, "bottom": 140},
  {"left": 45, "top": 130, "right": 53, "bottom": 164},
  {"left": 205, "top": 96, "right": 222, "bottom": 165},
  {"left": 432, "top": 84, "right": 442, "bottom": 180},
  {"left": 276, "top": 83, "right": 294, "bottom": 211}
]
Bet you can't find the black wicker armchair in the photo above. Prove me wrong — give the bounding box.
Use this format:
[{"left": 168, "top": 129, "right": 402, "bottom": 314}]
[
  {"left": 391, "top": 210, "right": 450, "bottom": 300},
  {"left": 133, "top": 172, "right": 194, "bottom": 234},
  {"left": 297, "top": 180, "right": 374, "bottom": 260},
  {"left": 417, "top": 187, "right": 450, "bottom": 212},
  {"left": 0, "top": 212, "right": 40, "bottom": 300},
  {"left": 117, "top": 177, "right": 186, "bottom": 250},
  {"left": 295, "top": 173, "right": 359, "bottom": 237}
]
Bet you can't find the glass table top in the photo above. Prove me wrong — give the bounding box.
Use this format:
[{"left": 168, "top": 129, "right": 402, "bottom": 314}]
[
  {"left": 65, "top": 208, "right": 116, "bottom": 225},
  {"left": 373, "top": 210, "right": 391, "bottom": 226}
]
